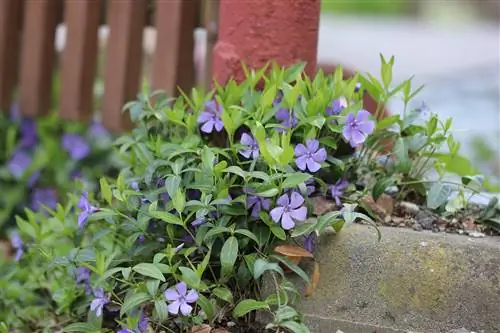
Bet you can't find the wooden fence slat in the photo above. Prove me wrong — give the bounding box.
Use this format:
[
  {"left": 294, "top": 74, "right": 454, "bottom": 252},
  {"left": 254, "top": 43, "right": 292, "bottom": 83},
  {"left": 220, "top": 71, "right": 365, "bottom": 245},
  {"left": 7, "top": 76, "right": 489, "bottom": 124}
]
[
  {"left": 152, "top": 0, "right": 198, "bottom": 97},
  {"left": 19, "top": 0, "right": 61, "bottom": 118},
  {"left": 0, "top": 0, "right": 23, "bottom": 112},
  {"left": 102, "top": 0, "right": 146, "bottom": 132},
  {"left": 59, "top": 0, "right": 101, "bottom": 122}
]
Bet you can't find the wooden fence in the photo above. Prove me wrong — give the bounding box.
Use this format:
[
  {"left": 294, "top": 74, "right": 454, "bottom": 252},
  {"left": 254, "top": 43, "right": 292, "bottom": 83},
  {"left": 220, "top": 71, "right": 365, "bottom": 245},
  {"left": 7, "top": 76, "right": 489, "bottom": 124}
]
[{"left": 0, "top": 0, "right": 219, "bottom": 132}]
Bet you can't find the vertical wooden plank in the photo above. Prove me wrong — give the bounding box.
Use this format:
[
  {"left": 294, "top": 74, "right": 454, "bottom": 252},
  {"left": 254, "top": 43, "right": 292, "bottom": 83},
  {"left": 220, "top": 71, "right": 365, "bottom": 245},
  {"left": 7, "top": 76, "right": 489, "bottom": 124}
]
[
  {"left": 19, "top": 0, "right": 61, "bottom": 117},
  {"left": 59, "top": 0, "right": 101, "bottom": 122},
  {"left": 0, "top": 0, "right": 23, "bottom": 112},
  {"left": 152, "top": 0, "right": 198, "bottom": 97},
  {"left": 102, "top": 0, "right": 146, "bottom": 132},
  {"left": 202, "top": 0, "right": 219, "bottom": 89}
]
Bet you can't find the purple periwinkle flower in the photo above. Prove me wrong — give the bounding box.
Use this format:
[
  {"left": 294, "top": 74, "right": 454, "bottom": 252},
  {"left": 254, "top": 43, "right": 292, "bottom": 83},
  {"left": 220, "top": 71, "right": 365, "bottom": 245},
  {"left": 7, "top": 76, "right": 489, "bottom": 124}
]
[
  {"left": 294, "top": 140, "right": 327, "bottom": 173},
  {"left": 270, "top": 192, "right": 307, "bottom": 230},
  {"left": 342, "top": 110, "right": 375, "bottom": 147},
  {"left": 31, "top": 187, "right": 58, "bottom": 211},
  {"left": 90, "top": 288, "right": 109, "bottom": 317},
  {"left": 130, "top": 182, "right": 140, "bottom": 191},
  {"left": 7, "top": 150, "right": 32, "bottom": 179},
  {"left": 10, "top": 232, "right": 23, "bottom": 261},
  {"left": 239, "top": 133, "right": 259, "bottom": 159},
  {"left": 305, "top": 178, "right": 315, "bottom": 196},
  {"left": 304, "top": 232, "right": 317, "bottom": 254},
  {"left": 330, "top": 179, "right": 349, "bottom": 206},
  {"left": 77, "top": 192, "right": 98, "bottom": 228},
  {"left": 275, "top": 108, "right": 298, "bottom": 132},
  {"left": 164, "top": 281, "right": 199, "bottom": 316},
  {"left": 117, "top": 312, "right": 148, "bottom": 333},
  {"left": 19, "top": 119, "right": 37, "bottom": 148},
  {"left": 89, "top": 120, "right": 109, "bottom": 137},
  {"left": 76, "top": 267, "right": 92, "bottom": 295},
  {"left": 326, "top": 97, "right": 347, "bottom": 116},
  {"left": 191, "top": 218, "right": 206, "bottom": 227},
  {"left": 198, "top": 100, "right": 223, "bottom": 133},
  {"left": 245, "top": 190, "right": 271, "bottom": 218},
  {"left": 62, "top": 133, "right": 91, "bottom": 160},
  {"left": 273, "top": 90, "right": 284, "bottom": 106}
]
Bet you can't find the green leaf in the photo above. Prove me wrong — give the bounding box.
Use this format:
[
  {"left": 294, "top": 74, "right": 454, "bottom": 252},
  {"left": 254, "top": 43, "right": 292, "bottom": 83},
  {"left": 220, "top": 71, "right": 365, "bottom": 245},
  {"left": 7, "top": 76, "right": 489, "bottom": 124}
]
[
  {"left": 393, "top": 137, "right": 411, "bottom": 173},
  {"left": 179, "top": 266, "right": 201, "bottom": 288},
  {"left": 253, "top": 258, "right": 284, "bottom": 279},
  {"left": 426, "top": 182, "right": 452, "bottom": 210},
  {"left": 172, "top": 189, "right": 186, "bottom": 213},
  {"left": 372, "top": 177, "right": 396, "bottom": 201},
  {"left": 282, "top": 173, "right": 312, "bottom": 189},
  {"left": 270, "top": 255, "right": 310, "bottom": 283},
  {"left": 233, "top": 299, "right": 269, "bottom": 318},
  {"left": 132, "top": 263, "right": 165, "bottom": 282},
  {"left": 148, "top": 210, "right": 183, "bottom": 226},
  {"left": 315, "top": 211, "right": 342, "bottom": 232},
  {"left": 223, "top": 166, "right": 247, "bottom": 179},
  {"left": 376, "top": 115, "right": 400, "bottom": 131},
  {"left": 274, "top": 306, "right": 299, "bottom": 323},
  {"left": 63, "top": 323, "right": 99, "bottom": 332},
  {"left": 100, "top": 177, "right": 112, "bottom": 205},
  {"left": 121, "top": 292, "right": 151, "bottom": 316},
  {"left": 154, "top": 300, "right": 169, "bottom": 322},
  {"left": 279, "top": 321, "right": 310, "bottom": 333},
  {"left": 213, "top": 287, "right": 234, "bottom": 303},
  {"left": 220, "top": 236, "right": 239, "bottom": 277},
  {"left": 234, "top": 229, "right": 259, "bottom": 243},
  {"left": 270, "top": 224, "right": 286, "bottom": 240},
  {"left": 290, "top": 220, "right": 317, "bottom": 237},
  {"left": 254, "top": 188, "right": 279, "bottom": 198},
  {"left": 197, "top": 294, "right": 216, "bottom": 321}
]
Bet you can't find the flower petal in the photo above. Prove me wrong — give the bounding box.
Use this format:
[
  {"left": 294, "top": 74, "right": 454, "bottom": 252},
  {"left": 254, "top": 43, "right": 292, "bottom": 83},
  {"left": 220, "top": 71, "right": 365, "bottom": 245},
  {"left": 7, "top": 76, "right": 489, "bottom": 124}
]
[
  {"left": 290, "top": 206, "right": 307, "bottom": 222},
  {"left": 176, "top": 282, "right": 187, "bottom": 296},
  {"left": 167, "top": 300, "right": 181, "bottom": 315},
  {"left": 240, "top": 133, "right": 254, "bottom": 145},
  {"left": 200, "top": 120, "right": 215, "bottom": 133},
  {"left": 349, "top": 129, "right": 366, "bottom": 147},
  {"left": 214, "top": 119, "right": 224, "bottom": 132},
  {"left": 356, "top": 109, "right": 371, "bottom": 122},
  {"left": 185, "top": 289, "right": 199, "bottom": 303},
  {"left": 294, "top": 144, "right": 307, "bottom": 157},
  {"left": 239, "top": 149, "right": 252, "bottom": 158},
  {"left": 359, "top": 119, "right": 375, "bottom": 135},
  {"left": 275, "top": 108, "right": 289, "bottom": 121},
  {"left": 270, "top": 207, "right": 284, "bottom": 223},
  {"left": 295, "top": 155, "right": 308, "bottom": 171},
  {"left": 306, "top": 158, "right": 321, "bottom": 172},
  {"left": 342, "top": 125, "right": 354, "bottom": 142},
  {"left": 281, "top": 213, "right": 295, "bottom": 230},
  {"left": 344, "top": 112, "right": 356, "bottom": 125},
  {"left": 180, "top": 302, "right": 193, "bottom": 316},
  {"left": 312, "top": 148, "right": 327, "bottom": 163},
  {"left": 306, "top": 139, "right": 319, "bottom": 153},
  {"left": 289, "top": 192, "right": 304, "bottom": 208},
  {"left": 276, "top": 194, "right": 290, "bottom": 207},
  {"left": 197, "top": 111, "right": 213, "bottom": 123}
]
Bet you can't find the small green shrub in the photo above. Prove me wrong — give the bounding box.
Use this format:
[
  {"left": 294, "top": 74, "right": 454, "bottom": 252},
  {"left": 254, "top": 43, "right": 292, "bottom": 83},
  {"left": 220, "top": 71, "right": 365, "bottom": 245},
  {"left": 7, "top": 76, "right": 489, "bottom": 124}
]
[{"left": 1, "top": 59, "right": 493, "bottom": 333}]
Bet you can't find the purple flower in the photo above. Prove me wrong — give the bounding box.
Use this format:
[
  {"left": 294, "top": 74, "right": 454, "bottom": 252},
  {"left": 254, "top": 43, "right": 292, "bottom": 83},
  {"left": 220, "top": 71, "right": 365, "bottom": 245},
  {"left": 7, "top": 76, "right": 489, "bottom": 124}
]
[
  {"left": 191, "top": 218, "right": 206, "bottom": 227},
  {"left": 329, "top": 179, "right": 348, "bottom": 206},
  {"left": 117, "top": 313, "right": 148, "bottom": 333},
  {"left": 239, "top": 133, "right": 259, "bottom": 159},
  {"left": 90, "top": 288, "right": 109, "bottom": 317},
  {"left": 131, "top": 182, "right": 140, "bottom": 191},
  {"left": 164, "top": 281, "right": 199, "bottom": 316},
  {"left": 245, "top": 189, "right": 271, "bottom": 217},
  {"left": 77, "top": 192, "right": 98, "bottom": 228},
  {"left": 273, "top": 91, "right": 284, "bottom": 106},
  {"left": 7, "top": 150, "right": 32, "bottom": 179},
  {"left": 10, "top": 232, "right": 23, "bottom": 261},
  {"left": 76, "top": 267, "right": 92, "bottom": 295},
  {"left": 174, "top": 243, "right": 185, "bottom": 253},
  {"left": 275, "top": 108, "right": 298, "bottom": 132},
  {"left": 27, "top": 170, "right": 40, "bottom": 187},
  {"left": 62, "top": 133, "right": 91, "bottom": 160},
  {"left": 198, "top": 100, "right": 223, "bottom": 133},
  {"left": 342, "top": 110, "right": 375, "bottom": 147},
  {"left": 326, "top": 97, "right": 347, "bottom": 116},
  {"left": 19, "top": 119, "right": 37, "bottom": 148},
  {"left": 304, "top": 232, "right": 317, "bottom": 253},
  {"left": 31, "top": 188, "right": 58, "bottom": 211},
  {"left": 270, "top": 192, "right": 307, "bottom": 230},
  {"left": 294, "top": 140, "right": 327, "bottom": 173},
  {"left": 89, "top": 120, "right": 109, "bottom": 137}
]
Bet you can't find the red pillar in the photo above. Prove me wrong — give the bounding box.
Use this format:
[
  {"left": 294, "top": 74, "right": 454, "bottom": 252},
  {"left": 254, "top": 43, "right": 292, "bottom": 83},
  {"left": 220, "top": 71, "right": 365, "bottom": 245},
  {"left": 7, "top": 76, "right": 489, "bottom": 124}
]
[{"left": 212, "top": 0, "right": 321, "bottom": 84}]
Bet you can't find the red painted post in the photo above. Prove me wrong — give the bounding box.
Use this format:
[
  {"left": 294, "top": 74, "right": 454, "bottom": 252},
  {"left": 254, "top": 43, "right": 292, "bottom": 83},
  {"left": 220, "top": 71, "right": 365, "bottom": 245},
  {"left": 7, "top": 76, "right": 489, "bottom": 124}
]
[{"left": 212, "top": 0, "right": 320, "bottom": 84}]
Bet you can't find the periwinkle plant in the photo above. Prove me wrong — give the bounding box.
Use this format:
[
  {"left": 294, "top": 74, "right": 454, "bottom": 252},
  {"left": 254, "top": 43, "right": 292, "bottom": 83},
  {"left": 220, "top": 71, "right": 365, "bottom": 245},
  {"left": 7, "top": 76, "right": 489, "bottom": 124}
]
[{"left": 5, "top": 59, "right": 472, "bottom": 333}]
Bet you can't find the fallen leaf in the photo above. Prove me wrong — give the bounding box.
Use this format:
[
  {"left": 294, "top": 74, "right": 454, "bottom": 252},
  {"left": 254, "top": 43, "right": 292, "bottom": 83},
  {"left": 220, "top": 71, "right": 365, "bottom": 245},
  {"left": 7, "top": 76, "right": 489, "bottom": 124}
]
[
  {"left": 188, "top": 324, "right": 211, "bottom": 333},
  {"left": 274, "top": 244, "right": 313, "bottom": 258},
  {"left": 376, "top": 194, "right": 394, "bottom": 215},
  {"left": 305, "top": 262, "right": 320, "bottom": 297}
]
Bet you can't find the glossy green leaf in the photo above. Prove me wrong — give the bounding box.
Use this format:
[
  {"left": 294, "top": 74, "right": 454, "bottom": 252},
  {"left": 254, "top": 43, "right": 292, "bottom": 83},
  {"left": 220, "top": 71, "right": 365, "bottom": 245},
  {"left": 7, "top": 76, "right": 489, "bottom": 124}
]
[
  {"left": 132, "top": 263, "right": 165, "bottom": 282},
  {"left": 233, "top": 299, "right": 269, "bottom": 318}
]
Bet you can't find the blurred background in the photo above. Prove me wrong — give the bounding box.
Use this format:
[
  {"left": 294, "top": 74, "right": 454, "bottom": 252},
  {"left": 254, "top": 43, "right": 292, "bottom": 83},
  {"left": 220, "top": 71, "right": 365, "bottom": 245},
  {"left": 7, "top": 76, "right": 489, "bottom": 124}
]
[{"left": 318, "top": 0, "right": 500, "bottom": 187}]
